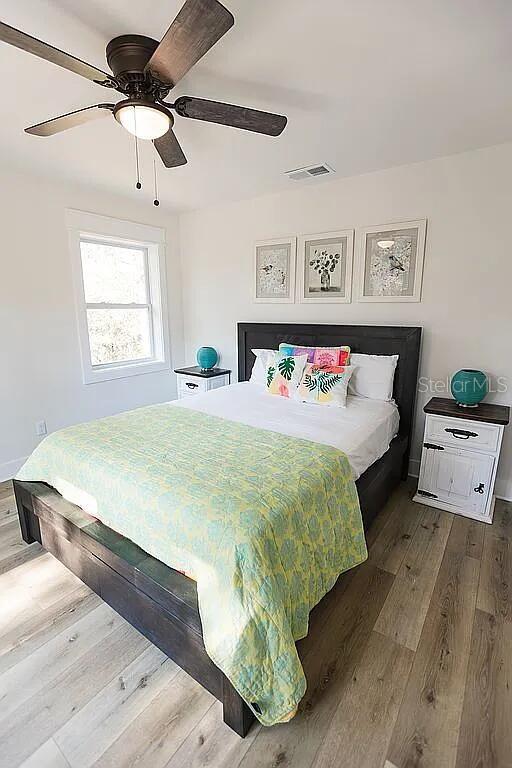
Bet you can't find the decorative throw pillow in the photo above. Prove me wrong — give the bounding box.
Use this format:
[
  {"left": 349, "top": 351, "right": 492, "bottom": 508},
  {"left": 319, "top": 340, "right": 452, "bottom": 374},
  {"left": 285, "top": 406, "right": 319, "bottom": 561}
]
[
  {"left": 279, "top": 343, "right": 350, "bottom": 367},
  {"left": 266, "top": 353, "right": 308, "bottom": 398},
  {"left": 296, "top": 364, "right": 354, "bottom": 407}
]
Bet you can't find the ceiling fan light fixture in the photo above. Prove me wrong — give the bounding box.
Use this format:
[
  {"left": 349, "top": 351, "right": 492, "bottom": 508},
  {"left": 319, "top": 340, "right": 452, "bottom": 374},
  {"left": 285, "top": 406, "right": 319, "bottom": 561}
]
[
  {"left": 4, "top": 0, "right": 287, "bottom": 178},
  {"left": 114, "top": 100, "right": 172, "bottom": 140}
]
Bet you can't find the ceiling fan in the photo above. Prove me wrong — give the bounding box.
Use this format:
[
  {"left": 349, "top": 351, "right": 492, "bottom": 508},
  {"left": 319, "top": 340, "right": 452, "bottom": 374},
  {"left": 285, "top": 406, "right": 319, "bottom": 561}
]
[{"left": 0, "top": 0, "right": 287, "bottom": 169}]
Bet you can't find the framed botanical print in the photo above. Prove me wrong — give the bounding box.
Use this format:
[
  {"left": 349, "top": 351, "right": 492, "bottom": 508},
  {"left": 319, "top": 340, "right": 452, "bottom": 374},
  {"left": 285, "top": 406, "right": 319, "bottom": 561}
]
[
  {"left": 356, "top": 219, "right": 427, "bottom": 302},
  {"left": 298, "top": 229, "right": 354, "bottom": 303},
  {"left": 254, "top": 236, "right": 296, "bottom": 303}
]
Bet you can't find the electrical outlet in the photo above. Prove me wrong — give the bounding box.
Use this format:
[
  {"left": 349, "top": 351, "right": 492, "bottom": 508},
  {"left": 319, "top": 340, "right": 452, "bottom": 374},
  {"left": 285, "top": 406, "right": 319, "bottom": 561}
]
[{"left": 35, "top": 420, "right": 47, "bottom": 437}]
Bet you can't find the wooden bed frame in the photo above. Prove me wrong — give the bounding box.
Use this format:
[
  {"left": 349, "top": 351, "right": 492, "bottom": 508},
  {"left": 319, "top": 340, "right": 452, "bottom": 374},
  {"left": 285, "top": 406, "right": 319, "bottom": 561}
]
[{"left": 14, "top": 323, "right": 421, "bottom": 737}]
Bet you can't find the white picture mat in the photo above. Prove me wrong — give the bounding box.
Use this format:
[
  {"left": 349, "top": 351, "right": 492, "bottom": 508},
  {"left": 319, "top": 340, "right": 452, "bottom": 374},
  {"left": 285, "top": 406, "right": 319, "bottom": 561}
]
[
  {"left": 355, "top": 219, "right": 427, "bottom": 303},
  {"left": 254, "top": 236, "right": 296, "bottom": 303},
  {"left": 298, "top": 229, "right": 354, "bottom": 303}
]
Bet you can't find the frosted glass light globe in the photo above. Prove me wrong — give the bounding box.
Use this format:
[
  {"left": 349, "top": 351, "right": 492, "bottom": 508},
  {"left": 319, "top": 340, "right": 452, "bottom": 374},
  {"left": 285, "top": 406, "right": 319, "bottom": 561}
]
[{"left": 116, "top": 104, "right": 170, "bottom": 140}]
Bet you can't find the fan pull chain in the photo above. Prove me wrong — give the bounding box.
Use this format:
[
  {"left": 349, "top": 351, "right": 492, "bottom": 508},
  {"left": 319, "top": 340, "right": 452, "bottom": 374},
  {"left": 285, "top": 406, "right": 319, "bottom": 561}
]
[
  {"left": 135, "top": 136, "right": 141, "bottom": 189},
  {"left": 134, "top": 107, "right": 142, "bottom": 190},
  {"left": 153, "top": 158, "right": 160, "bottom": 206}
]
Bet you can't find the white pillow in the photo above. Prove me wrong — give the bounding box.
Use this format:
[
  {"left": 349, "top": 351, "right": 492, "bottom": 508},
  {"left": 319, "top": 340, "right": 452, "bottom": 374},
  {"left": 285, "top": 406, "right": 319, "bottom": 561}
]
[
  {"left": 348, "top": 353, "right": 399, "bottom": 401},
  {"left": 249, "top": 348, "right": 276, "bottom": 385}
]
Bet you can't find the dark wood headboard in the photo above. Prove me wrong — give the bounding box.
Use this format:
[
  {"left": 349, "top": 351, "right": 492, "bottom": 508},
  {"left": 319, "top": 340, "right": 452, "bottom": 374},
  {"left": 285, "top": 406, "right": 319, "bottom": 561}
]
[{"left": 237, "top": 322, "right": 422, "bottom": 448}]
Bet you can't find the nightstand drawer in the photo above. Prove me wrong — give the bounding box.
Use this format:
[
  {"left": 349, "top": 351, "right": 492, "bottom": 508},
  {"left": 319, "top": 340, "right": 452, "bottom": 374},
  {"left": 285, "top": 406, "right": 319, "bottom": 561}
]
[
  {"left": 176, "top": 370, "right": 231, "bottom": 399},
  {"left": 178, "top": 376, "right": 208, "bottom": 396},
  {"left": 425, "top": 414, "right": 501, "bottom": 454}
]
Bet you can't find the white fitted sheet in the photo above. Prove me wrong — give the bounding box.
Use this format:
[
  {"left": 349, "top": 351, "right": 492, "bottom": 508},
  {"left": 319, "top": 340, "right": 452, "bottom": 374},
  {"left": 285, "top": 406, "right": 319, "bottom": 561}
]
[{"left": 174, "top": 381, "right": 399, "bottom": 479}]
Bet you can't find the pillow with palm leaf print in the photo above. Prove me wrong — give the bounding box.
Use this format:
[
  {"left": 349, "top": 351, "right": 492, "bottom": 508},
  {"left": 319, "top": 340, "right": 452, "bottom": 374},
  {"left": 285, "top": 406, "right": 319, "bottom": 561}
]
[
  {"left": 296, "top": 364, "right": 355, "bottom": 407},
  {"left": 265, "top": 353, "right": 308, "bottom": 398}
]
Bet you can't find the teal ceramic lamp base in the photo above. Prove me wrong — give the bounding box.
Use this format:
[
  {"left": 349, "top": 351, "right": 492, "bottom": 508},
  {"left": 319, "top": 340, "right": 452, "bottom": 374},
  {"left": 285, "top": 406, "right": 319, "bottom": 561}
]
[
  {"left": 196, "top": 346, "right": 218, "bottom": 371},
  {"left": 450, "top": 369, "right": 488, "bottom": 407}
]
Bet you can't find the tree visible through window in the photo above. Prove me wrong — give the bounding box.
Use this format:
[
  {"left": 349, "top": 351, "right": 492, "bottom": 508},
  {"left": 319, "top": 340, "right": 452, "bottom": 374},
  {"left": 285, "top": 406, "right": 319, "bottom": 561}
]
[{"left": 80, "top": 240, "right": 153, "bottom": 366}]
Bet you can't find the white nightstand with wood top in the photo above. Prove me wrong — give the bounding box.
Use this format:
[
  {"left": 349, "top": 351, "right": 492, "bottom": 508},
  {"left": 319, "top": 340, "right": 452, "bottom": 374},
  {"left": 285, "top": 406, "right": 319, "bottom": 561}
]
[
  {"left": 413, "top": 397, "right": 510, "bottom": 524},
  {"left": 174, "top": 366, "right": 231, "bottom": 399}
]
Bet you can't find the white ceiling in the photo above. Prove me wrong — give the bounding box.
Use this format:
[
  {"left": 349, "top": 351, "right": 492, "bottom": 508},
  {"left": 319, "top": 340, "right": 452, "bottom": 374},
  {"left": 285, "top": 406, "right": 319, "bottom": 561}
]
[{"left": 1, "top": 0, "right": 511, "bottom": 211}]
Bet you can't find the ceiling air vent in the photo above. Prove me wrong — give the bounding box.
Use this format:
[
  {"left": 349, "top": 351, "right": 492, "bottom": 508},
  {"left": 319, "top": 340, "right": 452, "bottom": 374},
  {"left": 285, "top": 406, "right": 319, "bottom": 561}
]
[{"left": 286, "top": 163, "right": 335, "bottom": 181}]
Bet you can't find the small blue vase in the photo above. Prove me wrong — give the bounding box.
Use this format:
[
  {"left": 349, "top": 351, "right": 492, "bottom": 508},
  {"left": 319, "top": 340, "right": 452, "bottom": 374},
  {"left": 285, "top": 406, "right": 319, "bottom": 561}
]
[
  {"left": 450, "top": 369, "right": 488, "bottom": 407},
  {"left": 196, "top": 346, "right": 218, "bottom": 371}
]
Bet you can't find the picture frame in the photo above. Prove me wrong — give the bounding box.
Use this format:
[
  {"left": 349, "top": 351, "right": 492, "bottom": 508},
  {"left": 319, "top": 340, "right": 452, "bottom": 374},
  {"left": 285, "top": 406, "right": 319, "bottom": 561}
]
[
  {"left": 355, "top": 219, "right": 427, "bottom": 303},
  {"left": 254, "top": 236, "right": 296, "bottom": 303},
  {"left": 298, "top": 229, "right": 354, "bottom": 303}
]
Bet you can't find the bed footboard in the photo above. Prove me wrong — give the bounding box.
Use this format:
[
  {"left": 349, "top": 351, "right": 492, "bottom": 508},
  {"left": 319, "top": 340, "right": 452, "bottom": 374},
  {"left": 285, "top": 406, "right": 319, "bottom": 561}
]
[{"left": 13, "top": 479, "right": 255, "bottom": 738}]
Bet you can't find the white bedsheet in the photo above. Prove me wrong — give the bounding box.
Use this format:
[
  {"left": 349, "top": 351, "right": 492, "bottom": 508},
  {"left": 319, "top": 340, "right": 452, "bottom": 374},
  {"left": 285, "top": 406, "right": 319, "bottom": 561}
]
[{"left": 174, "top": 381, "right": 399, "bottom": 479}]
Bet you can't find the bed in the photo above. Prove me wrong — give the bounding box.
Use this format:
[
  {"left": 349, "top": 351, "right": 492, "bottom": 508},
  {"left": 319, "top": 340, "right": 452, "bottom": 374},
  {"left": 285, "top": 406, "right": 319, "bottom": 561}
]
[
  {"left": 176, "top": 381, "right": 400, "bottom": 481},
  {"left": 14, "top": 322, "right": 421, "bottom": 736}
]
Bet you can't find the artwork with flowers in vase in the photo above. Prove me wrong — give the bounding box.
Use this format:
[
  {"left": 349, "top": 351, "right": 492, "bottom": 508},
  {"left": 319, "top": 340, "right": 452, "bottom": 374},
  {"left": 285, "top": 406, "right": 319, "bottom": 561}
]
[{"left": 299, "top": 229, "right": 354, "bottom": 304}]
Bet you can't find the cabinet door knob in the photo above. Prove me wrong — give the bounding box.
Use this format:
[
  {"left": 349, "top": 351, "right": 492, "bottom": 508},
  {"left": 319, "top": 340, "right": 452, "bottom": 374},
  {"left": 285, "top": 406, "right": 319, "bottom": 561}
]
[
  {"left": 185, "top": 382, "right": 199, "bottom": 389},
  {"left": 474, "top": 483, "right": 485, "bottom": 494}
]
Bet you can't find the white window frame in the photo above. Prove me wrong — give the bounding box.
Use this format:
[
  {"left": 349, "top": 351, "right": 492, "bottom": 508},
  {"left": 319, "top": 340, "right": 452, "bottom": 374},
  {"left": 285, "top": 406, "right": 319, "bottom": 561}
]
[{"left": 67, "top": 209, "right": 170, "bottom": 385}]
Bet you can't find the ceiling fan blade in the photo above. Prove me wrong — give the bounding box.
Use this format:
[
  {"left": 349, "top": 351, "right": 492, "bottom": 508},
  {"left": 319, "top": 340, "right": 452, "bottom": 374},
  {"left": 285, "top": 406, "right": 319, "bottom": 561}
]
[
  {"left": 145, "top": 0, "right": 234, "bottom": 87},
  {"left": 0, "top": 20, "right": 113, "bottom": 85},
  {"left": 153, "top": 129, "right": 187, "bottom": 168},
  {"left": 173, "top": 96, "right": 287, "bottom": 136},
  {"left": 25, "top": 104, "right": 114, "bottom": 137}
]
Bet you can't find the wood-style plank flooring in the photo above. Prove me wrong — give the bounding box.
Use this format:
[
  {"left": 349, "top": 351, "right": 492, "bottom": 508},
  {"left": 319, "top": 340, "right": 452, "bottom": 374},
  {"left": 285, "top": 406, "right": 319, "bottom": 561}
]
[{"left": 0, "top": 479, "right": 510, "bottom": 768}]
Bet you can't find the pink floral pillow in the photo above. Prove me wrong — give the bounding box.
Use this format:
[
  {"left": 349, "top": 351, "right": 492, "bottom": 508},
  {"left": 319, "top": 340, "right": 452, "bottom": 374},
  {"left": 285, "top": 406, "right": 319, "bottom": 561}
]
[{"left": 279, "top": 343, "right": 350, "bottom": 367}]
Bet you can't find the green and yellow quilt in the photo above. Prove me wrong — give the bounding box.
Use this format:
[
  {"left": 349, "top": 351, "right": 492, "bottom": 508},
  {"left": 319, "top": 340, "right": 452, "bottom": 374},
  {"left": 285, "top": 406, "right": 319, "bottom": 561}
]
[{"left": 17, "top": 404, "right": 367, "bottom": 725}]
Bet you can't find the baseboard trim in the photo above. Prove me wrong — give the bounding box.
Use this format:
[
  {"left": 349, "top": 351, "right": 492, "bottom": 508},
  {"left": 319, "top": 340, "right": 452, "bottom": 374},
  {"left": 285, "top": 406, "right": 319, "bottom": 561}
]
[{"left": 0, "top": 457, "right": 27, "bottom": 483}]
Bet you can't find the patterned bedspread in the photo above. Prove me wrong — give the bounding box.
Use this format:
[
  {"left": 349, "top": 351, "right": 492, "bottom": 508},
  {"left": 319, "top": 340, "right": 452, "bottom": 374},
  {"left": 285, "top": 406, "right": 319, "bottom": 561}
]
[{"left": 17, "top": 404, "right": 367, "bottom": 725}]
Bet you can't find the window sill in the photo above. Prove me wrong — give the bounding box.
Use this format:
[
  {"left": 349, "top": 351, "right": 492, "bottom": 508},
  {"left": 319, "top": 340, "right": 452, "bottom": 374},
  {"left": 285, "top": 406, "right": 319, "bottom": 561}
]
[{"left": 83, "top": 359, "right": 170, "bottom": 385}]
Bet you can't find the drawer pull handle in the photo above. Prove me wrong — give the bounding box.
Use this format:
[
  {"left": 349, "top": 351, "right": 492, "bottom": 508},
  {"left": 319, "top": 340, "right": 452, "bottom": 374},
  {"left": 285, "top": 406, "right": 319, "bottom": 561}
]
[
  {"left": 474, "top": 483, "right": 485, "bottom": 494},
  {"left": 444, "top": 428, "right": 478, "bottom": 440},
  {"left": 185, "top": 382, "right": 199, "bottom": 389}
]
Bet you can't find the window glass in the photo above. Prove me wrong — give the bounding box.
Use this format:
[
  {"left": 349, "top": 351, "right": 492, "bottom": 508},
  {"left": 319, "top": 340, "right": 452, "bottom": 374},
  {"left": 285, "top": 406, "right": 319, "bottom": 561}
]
[
  {"left": 80, "top": 241, "right": 147, "bottom": 304},
  {"left": 86, "top": 308, "right": 152, "bottom": 365}
]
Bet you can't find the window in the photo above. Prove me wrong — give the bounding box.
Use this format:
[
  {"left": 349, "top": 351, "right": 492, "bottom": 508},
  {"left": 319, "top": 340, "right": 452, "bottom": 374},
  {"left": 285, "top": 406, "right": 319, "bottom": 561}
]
[
  {"left": 80, "top": 240, "right": 153, "bottom": 366},
  {"left": 67, "top": 210, "right": 169, "bottom": 384}
]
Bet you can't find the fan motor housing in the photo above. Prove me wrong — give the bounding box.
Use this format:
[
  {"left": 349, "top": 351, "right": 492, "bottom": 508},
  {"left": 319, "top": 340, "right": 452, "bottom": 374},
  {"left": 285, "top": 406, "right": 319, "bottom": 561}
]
[{"left": 106, "top": 35, "right": 159, "bottom": 81}]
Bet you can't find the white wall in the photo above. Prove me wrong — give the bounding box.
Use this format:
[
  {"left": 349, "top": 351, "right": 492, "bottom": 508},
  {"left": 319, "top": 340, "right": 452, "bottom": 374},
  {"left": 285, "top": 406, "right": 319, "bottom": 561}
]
[
  {"left": 179, "top": 142, "right": 512, "bottom": 500},
  {"left": 4, "top": 144, "right": 511, "bottom": 499},
  {"left": 0, "top": 167, "right": 184, "bottom": 480}
]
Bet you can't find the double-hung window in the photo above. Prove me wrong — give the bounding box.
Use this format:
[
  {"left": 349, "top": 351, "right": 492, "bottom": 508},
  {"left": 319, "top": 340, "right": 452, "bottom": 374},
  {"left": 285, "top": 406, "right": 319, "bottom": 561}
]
[{"left": 67, "top": 210, "right": 169, "bottom": 384}]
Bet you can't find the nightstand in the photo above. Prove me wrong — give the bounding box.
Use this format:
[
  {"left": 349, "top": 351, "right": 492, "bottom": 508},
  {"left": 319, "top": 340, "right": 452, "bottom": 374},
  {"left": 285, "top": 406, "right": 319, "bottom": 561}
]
[
  {"left": 174, "top": 366, "right": 231, "bottom": 399},
  {"left": 413, "top": 397, "right": 510, "bottom": 524}
]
